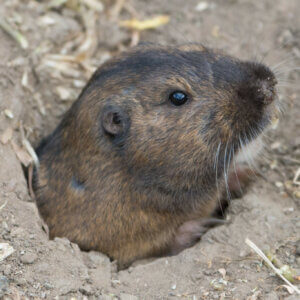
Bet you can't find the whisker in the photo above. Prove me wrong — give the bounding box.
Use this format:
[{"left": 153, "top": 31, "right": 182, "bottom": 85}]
[
  {"left": 274, "top": 66, "right": 300, "bottom": 73},
  {"left": 214, "top": 142, "right": 223, "bottom": 216},
  {"left": 226, "top": 145, "right": 233, "bottom": 202},
  {"left": 276, "top": 78, "right": 298, "bottom": 84},
  {"left": 259, "top": 40, "right": 296, "bottom": 64},
  {"left": 274, "top": 69, "right": 300, "bottom": 78},
  {"left": 277, "top": 84, "right": 300, "bottom": 90},
  {"left": 233, "top": 150, "right": 243, "bottom": 196},
  {"left": 259, "top": 129, "right": 273, "bottom": 143},
  {"left": 271, "top": 56, "right": 297, "bottom": 73},
  {"left": 223, "top": 141, "right": 231, "bottom": 201}
]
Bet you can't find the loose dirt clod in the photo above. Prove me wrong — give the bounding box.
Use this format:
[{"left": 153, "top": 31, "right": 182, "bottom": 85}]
[
  {"left": 0, "top": 243, "right": 14, "bottom": 262},
  {"left": 20, "top": 252, "right": 38, "bottom": 264}
]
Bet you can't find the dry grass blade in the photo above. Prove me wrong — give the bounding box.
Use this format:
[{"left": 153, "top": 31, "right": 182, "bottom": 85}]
[
  {"left": 34, "top": 93, "right": 46, "bottom": 116},
  {"left": 245, "top": 238, "right": 300, "bottom": 295},
  {"left": 46, "top": 54, "right": 82, "bottom": 63},
  {"left": 20, "top": 124, "right": 39, "bottom": 167},
  {"left": 293, "top": 168, "right": 300, "bottom": 185},
  {"left": 43, "top": 5, "right": 98, "bottom": 79},
  {"left": 76, "top": 9, "right": 98, "bottom": 60},
  {"left": 22, "top": 139, "right": 39, "bottom": 167},
  {"left": 81, "top": 0, "right": 104, "bottom": 12},
  {"left": 44, "top": 54, "right": 96, "bottom": 78},
  {"left": 0, "top": 19, "right": 28, "bottom": 49},
  {"left": 130, "top": 30, "right": 140, "bottom": 47},
  {"left": 11, "top": 141, "right": 33, "bottom": 167},
  {"left": 110, "top": 0, "right": 126, "bottom": 19},
  {"left": 0, "top": 200, "right": 7, "bottom": 211},
  {"left": 120, "top": 15, "right": 170, "bottom": 31},
  {"left": 28, "top": 164, "right": 35, "bottom": 200},
  {"left": 42, "top": 58, "right": 82, "bottom": 78},
  {"left": 60, "top": 34, "right": 85, "bottom": 55}
]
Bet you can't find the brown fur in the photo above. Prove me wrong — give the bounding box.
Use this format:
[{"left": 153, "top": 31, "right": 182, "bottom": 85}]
[{"left": 33, "top": 44, "right": 278, "bottom": 269}]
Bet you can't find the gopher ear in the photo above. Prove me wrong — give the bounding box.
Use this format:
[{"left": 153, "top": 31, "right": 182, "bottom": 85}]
[{"left": 101, "top": 104, "right": 130, "bottom": 138}]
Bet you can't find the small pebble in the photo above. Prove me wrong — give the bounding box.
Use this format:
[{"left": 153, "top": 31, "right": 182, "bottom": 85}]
[
  {"left": 79, "top": 284, "right": 93, "bottom": 296},
  {"left": 16, "top": 277, "right": 26, "bottom": 286},
  {"left": 29, "top": 234, "right": 36, "bottom": 240},
  {"left": 56, "top": 86, "right": 72, "bottom": 101},
  {"left": 43, "top": 282, "right": 54, "bottom": 290},
  {"left": 283, "top": 207, "right": 294, "bottom": 214},
  {"left": 20, "top": 252, "right": 37, "bottom": 264},
  {"left": 278, "top": 29, "right": 295, "bottom": 47},
  {"left": 73, "top": 79, "right": 86, "bottom": 88},
  {"left": 4, "top": 109, "right": 14, "bottom": 119},
  {"left": 195, "top": 2, "right": 209, "bottom": 12},
  {"left": 275, "top": 181, "right": 283, "bottom": 188},
  {"left": 203, "top": 270, "right": 212, "bottom": 276}
]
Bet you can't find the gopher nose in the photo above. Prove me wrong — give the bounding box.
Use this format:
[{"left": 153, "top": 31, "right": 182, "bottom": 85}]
[
  {"left": 256, "top": 77, "right": 277, "bottom": 105},
  {"left": 238, "top": 63, "right": 277, "bottom": 106}
]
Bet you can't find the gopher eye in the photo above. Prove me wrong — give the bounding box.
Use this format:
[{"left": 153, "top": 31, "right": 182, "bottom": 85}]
[{"left": 169, "top": 91, "right": 188, "bottom": 106}]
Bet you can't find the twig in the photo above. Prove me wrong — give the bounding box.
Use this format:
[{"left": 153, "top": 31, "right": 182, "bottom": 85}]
[
  {"left": 245, "top": 238, "right": 300, "bottom": 295},
  {"left": 0, "top": 200, "right": 7, "bottom": 211}
]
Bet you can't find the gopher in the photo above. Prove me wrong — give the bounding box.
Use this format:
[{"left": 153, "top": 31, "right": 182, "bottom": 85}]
[{"left": 33, "top": 44, "right": 278, "bottom": 269}]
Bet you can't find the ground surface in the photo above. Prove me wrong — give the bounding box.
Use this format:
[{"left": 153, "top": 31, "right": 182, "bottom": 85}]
[{"left": 0, "top": 0, "right": 299, "bottom": 299}]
